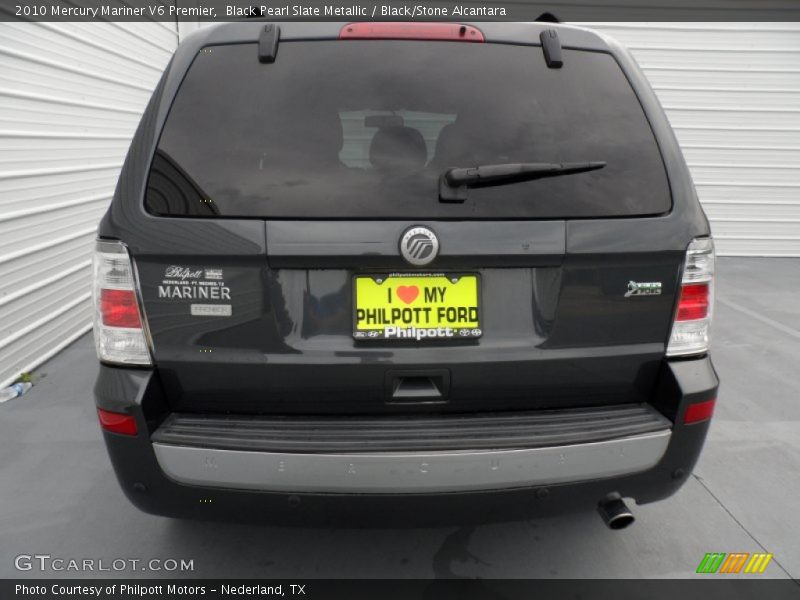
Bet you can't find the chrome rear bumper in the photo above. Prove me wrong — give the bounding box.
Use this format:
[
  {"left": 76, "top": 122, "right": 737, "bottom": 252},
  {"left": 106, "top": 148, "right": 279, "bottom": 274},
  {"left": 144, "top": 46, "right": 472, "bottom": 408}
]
[{"left": 153, "top": 430, "right": 671, "bottom": 494}]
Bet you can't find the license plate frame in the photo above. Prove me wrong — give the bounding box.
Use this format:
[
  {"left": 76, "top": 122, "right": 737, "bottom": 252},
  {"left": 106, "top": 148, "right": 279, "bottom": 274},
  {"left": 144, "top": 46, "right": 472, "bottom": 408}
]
[{"left": 352, "top": 272, "right": 482, "bottom": 341}]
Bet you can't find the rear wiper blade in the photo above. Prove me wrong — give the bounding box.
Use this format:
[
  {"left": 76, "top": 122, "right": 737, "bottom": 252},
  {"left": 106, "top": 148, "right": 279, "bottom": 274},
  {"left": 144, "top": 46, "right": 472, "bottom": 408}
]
[{"left": 439, "top": 161, "right": 606, "bottom": 202}]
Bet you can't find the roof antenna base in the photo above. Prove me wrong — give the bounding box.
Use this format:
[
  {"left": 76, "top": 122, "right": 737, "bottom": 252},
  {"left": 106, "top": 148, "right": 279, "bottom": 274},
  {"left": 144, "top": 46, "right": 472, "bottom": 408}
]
[{"left": 536, "top": 12, "right": 560, "bottom": 23}]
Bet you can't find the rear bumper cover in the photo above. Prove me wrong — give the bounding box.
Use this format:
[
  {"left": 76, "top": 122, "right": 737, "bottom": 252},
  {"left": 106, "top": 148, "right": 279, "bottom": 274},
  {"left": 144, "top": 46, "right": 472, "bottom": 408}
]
[
  {"left": 152, "top": 431, "right": 671, "bottom": 494},
  {"left": 94, "top": 357, "right": 718, "bottom": 522}
]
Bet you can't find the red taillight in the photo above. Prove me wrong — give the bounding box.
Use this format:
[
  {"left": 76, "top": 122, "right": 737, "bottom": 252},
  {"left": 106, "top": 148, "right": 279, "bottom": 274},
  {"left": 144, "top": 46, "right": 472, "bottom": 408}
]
[
  {"left": 340, "top": 22, "right": 485, "bottom": 42},
  {"left": 684, "top": 399, "right": 716, "bottom": 425},
  {"left": 97, "top": 408, "right": 138, "bottom": 436},
  {"left": 676, "top": 283, "right": 710, "bottom": 322},
  {"left": 100, "top": 289, "right": 142, "bottom": 328}
]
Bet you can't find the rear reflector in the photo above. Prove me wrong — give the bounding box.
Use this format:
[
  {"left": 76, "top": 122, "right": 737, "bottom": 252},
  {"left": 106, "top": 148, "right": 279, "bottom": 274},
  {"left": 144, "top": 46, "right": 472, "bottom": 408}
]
[
  {"left": 97, "top": 408, "right": 138, "bottom": 436},
  {"left": 684, "top": 399, "right": 716, "bottom": 425},
  {"left": 340, "top": 22, "right": 485, "bottom": 42},
  {"left": 676, "top": 283, "right": 710, "bottom": 322},
  {"left": 100, "top": 289, "right": 142, "bottom": 328}
]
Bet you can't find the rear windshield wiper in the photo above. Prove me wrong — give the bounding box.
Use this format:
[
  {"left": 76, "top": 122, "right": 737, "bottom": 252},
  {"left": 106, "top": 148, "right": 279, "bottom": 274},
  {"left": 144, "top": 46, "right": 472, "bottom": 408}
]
[{"left": 439, "top": 161, "right": 606, "bottom": 202}]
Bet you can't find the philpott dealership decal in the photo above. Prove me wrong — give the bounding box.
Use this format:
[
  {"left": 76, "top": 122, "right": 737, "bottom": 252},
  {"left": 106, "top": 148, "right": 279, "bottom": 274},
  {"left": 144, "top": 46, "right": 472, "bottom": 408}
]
[{"left": 158, "top": 266, "right": 232, "bottom": 316}]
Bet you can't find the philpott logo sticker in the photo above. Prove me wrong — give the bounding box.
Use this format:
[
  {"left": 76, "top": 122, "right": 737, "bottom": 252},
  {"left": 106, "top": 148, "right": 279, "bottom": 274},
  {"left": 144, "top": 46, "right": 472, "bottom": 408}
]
[{"left": 158, "top": 266, "right": 231, "bottom": 316}]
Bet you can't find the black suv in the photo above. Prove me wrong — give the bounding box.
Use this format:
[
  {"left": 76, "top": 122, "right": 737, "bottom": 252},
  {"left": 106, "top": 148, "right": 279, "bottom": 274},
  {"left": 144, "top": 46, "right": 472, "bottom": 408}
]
[{"left": 93, "top": 22, "right": 718, "bottom": 526}]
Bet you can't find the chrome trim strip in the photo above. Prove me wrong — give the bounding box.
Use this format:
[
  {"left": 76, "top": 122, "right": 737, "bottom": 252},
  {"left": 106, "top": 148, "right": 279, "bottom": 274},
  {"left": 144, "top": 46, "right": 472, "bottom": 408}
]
[{"left": 152, "top": 431, "right": 671, "bottom": 494}]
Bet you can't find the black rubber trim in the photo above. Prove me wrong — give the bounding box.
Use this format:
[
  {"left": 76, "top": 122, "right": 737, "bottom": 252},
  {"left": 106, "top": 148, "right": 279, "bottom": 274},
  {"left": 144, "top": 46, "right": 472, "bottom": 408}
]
[{"left": 151, "top": 404, "right": 671, "bottom": 453}]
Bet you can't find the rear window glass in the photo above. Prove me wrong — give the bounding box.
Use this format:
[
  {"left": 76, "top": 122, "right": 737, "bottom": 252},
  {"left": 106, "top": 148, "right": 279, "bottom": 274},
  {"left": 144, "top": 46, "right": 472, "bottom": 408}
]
[{"left": 146, "top": 41, "right": 671, "bottom": 219}]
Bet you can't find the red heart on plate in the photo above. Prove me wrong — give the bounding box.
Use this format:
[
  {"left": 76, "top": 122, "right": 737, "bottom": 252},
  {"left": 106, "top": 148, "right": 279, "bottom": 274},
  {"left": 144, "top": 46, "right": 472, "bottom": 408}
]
[{"left": 396, "top": 285, "right": 419, "bottom": 304}]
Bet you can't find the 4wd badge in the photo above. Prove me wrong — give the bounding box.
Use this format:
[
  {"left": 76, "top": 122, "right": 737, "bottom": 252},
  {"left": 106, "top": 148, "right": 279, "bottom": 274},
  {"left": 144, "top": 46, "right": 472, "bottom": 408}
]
[{"left": 625, "top": 281, "right": 662, "bottom": 297}]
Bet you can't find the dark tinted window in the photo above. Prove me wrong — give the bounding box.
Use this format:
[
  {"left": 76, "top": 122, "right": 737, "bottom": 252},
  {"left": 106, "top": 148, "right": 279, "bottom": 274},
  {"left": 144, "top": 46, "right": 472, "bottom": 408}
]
[{"left": 146, "top": 41, "right": 670, "bottom": 219}]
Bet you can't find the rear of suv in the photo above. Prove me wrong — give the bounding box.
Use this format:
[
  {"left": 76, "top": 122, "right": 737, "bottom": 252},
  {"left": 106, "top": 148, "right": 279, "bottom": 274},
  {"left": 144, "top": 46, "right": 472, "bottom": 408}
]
[{"left": 93, "top": 21, "right": 718, "bottom": 525}]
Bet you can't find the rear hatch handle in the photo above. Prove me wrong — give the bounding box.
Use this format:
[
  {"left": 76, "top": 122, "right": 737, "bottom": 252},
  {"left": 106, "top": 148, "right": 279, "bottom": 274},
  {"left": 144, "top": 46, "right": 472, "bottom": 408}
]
[{"left": 266, "top": 221, "right": 566, "bottom": 269}]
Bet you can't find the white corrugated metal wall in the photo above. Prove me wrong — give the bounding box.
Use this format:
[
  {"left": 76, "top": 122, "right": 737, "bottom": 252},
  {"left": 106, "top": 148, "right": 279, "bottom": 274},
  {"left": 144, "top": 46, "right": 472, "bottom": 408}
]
[
  {"left": 590, "top": 22, "right": 800, "bottom": 257},
  {"left": 0, "top": 22, "right": 178, "bottom": 388},
  {"left": 0, "top": 21, "right": 798, "bottom": 386}
]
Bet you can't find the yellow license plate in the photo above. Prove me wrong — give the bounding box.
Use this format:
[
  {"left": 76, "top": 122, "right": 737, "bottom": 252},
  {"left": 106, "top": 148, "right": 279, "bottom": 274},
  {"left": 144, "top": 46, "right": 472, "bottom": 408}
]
[{"left": 353, "top": 274, "right": 481, "bottom": 340}]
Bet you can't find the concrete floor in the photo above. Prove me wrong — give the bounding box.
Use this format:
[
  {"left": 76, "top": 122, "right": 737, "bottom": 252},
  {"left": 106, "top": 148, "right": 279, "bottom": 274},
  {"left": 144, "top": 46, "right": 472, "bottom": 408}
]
[{"left": 0, "top": 258, "right": 798, "bottom": 579}]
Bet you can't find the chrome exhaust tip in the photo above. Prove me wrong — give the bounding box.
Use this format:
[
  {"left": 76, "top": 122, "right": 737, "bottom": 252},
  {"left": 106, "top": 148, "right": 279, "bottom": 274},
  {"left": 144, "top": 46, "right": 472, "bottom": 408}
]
[{"left": 598, "top": 494, "right": 635, "bottom": 530}]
